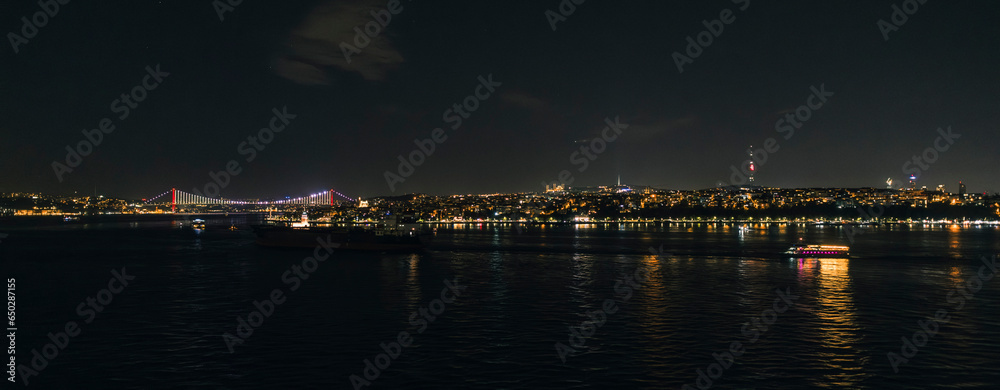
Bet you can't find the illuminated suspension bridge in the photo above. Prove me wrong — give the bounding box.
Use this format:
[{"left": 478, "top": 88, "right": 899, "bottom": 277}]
[{"left": 142, "top": 188, "right": 356, "bottom": 211}]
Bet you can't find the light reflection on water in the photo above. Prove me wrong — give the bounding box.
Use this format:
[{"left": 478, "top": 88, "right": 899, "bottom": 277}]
[{"left": 811, "top": 258, "right": 869, "bottom": 388}]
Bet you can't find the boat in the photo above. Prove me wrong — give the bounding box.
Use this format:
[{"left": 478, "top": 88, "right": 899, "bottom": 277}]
[
  {"left": 191, "top": 219, "right": 206, "bottom": 229},
  {"left": 784, "top": 243, "right": 850, "bottom": 258},
  {"left": 252, "top": 214, "right": 432, "bottom": 251}
]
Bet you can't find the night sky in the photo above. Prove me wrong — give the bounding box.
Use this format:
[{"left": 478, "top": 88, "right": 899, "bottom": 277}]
[{"left": 2, "top": 0, "right": 998, "bottom": 199}]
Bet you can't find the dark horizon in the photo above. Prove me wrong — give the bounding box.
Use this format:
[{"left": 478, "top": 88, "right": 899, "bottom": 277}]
[
  {"left": 2, "top": 0, "right": 998, "bottom": 200},
  {"left": 5, "top": 184, "right": 996, "bottom": 204}
]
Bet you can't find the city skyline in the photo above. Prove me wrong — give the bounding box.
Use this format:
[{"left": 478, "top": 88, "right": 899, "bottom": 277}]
[
  {"left": 5, "top": 181, "right": 997, "bottom": 211},
  {"left": 2, "top": 166, "right": 997, "bottom": 201}
]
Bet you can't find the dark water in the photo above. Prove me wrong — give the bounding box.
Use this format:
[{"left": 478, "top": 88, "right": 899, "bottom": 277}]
[{"left": 3, "top": 217, "right": 999, "bottom": 389}]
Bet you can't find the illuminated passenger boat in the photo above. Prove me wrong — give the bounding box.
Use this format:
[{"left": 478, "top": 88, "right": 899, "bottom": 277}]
[{"left": 784, "top": 244, "right": 850, "bottom": 257}]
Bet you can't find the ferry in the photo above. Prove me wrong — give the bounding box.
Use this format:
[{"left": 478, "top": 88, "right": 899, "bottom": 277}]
[
  {"left": 784, "top": 244, "right": 850, "bottom": 257},
  {"left": 252, "top": 213, "right": 432, "bottom": 251},
  {"left": 191, "top": 219, "right": 206, "bottom": 229}
]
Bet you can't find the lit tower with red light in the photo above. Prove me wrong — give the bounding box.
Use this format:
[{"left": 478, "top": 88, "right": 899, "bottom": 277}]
[{"left": 747, "top": 146, "right": 756, "bottom": 183}]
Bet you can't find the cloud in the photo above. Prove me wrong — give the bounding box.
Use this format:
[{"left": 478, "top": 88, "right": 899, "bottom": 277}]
[
  {"left": 275, "top": 0, "right": 405, "bottom": 85},
  {"left": 500, "top": 90, "right": 547, "bottom": 110}
]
